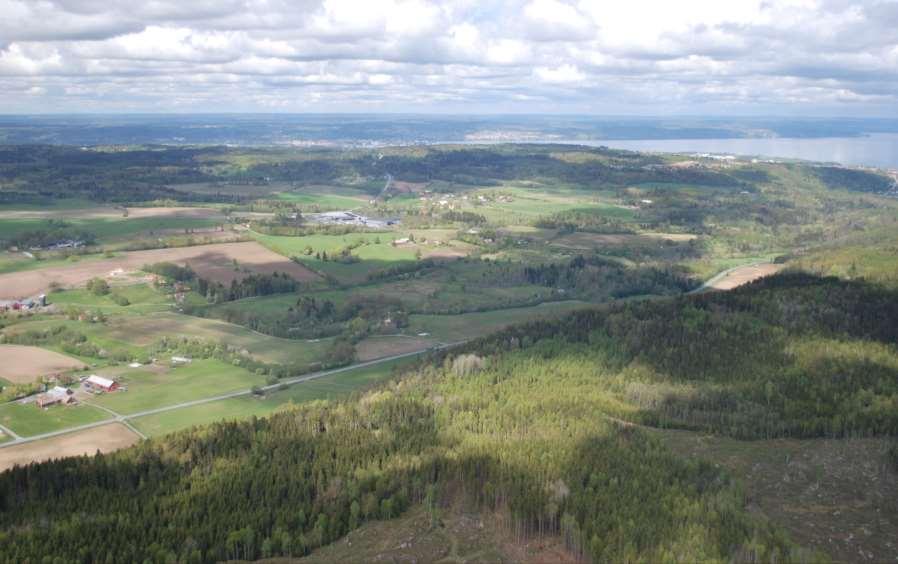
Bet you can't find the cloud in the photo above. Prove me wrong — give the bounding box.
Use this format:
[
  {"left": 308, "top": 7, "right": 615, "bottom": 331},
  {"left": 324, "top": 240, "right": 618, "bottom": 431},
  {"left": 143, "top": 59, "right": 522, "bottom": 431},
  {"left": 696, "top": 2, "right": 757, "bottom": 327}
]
[{"left": 0, "top": 0, "right": 895, "bottom": 114}]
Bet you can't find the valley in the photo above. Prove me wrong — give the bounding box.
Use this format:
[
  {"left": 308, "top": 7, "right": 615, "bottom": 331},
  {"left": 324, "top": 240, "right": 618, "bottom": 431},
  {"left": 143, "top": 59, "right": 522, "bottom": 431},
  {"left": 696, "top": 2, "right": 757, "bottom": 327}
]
[{"left": 0, "top": 143, "right": 896, "bottom": 562}]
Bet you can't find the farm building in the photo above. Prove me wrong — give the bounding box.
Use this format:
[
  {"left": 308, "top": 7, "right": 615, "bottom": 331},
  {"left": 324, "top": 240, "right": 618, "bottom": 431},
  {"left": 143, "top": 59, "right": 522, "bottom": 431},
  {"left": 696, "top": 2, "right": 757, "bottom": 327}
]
[
  {"left": 171, "top": 356, "right": 192, "bottom": 365},
  {"left": 36, "top": 386, "right": 75, "bottom": 408},
  {"left": 85, "top": 375, "right": 118, "bottom": 392}
]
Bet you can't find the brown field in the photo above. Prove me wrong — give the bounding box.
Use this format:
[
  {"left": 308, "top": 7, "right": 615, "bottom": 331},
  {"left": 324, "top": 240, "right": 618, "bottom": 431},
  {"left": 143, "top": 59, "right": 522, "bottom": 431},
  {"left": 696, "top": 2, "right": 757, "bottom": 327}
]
[
  {"left": 0, "top": 423, "right": 139, "bottom": 472},
  {"left": 391, "top": 180, "right": 429, "bottom": 194},
  {"left": 0, "top": 241, "right": 319, "bottom": 299},
  {"left": 707, "top": 263, "right": 784, "bottom": 290},
  {"left": 551, "top": 232, "right": 697, "bottom": 250},
  {"left": 355, "top": 336, "right": 433, "bottom": 361},
  {"left": 0, "top": 344, "right": 86, "bottom": 384}
]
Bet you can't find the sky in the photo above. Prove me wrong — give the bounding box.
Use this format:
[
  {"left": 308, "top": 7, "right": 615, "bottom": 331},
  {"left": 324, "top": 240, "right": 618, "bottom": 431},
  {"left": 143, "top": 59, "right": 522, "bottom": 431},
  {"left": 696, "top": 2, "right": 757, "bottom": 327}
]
[{"left": 0, "top": 0, "right": 897, "bottom": 115}]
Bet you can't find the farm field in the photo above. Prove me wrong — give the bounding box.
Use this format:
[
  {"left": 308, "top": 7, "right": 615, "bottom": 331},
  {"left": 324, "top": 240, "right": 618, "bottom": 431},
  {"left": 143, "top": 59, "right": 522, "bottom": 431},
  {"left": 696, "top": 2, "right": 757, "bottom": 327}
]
[
  {"left": 130, "top": 354, "right": 419, "bottom": 436},
  {"left": 0, "top": 240, "right": 319, "bottom": 300},
  {"left": 47, "top": 283, "right": 173, "bottom": 314},
  {"left": 88, "top": 359, "right": 267, "bottom": 415},
  {"left": 0, "top": 401, "right": 111, "bottom": 437},
  {"left": 0, "top": 423, "right": 140, "bottom": 472},
  {"left": 0, "top": 344, "right": 86, "bottom": 384}
]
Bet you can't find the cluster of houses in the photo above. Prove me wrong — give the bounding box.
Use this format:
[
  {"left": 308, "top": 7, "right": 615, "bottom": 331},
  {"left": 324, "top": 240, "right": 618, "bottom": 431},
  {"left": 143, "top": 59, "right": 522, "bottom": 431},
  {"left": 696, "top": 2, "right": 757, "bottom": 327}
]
[{"left": 0, "top": 294, "right": 46, "bottom": 313}]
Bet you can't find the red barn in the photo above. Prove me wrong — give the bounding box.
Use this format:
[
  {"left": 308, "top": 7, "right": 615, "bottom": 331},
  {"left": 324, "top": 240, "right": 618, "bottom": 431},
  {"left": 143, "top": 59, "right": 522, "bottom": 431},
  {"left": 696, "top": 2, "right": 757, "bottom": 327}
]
[{"left": 85, "top": 375, "right": 118, "bottom": 392}]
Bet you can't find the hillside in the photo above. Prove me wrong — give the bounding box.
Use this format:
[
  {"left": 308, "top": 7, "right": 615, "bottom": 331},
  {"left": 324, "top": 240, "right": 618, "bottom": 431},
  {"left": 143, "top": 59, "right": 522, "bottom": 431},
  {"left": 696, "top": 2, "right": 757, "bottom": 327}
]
[{"left": 3, "top": 273, "right": 897, "bottom": 562}]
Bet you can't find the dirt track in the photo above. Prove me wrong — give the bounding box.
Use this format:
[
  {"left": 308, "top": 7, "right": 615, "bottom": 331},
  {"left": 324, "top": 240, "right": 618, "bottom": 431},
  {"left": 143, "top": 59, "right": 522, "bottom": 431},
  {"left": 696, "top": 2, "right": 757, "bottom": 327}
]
[
  {"left": 0, "top": 345, "right": 86, "bottom": 384},
  {"left": 0, "top": 423, "right": 139, "bottom": 472},
  {"left": 0, "top": 241, "right": 319, "bottom": 300}
]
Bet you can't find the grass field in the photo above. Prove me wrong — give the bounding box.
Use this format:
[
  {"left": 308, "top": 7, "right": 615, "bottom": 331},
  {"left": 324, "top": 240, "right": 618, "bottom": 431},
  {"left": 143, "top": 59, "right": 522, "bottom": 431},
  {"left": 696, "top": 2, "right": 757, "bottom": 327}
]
[
  {"left": 0, "top": 401, "right": 111, "bottom": 437},
  {"left": 131, "top": 355, "right": 419, "bottom": 436},
  {"left": 47, "top": 284, "right": 173, "bottom": 314},
  {"left": 88, "top": 359, "right": 266, "bottom": 415},
  {"left": 407, "top": 300, "right": 590, "bottom": 342}
]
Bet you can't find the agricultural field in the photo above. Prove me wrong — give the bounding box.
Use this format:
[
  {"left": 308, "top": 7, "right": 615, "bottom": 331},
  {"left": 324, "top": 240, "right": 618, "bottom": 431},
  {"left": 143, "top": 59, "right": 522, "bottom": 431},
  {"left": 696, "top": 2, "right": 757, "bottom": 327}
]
[
  {"left": 131, "top": 354, "right": 418, "bottom": 436},
  {"left": 87, "top": 359, "right": 266, "bottom": 415},
  {"left": 0, "top": 344, "right": 86, "bottom": 384},
  {"left": 0, "top": 401, "right": 110, "bottom": 438},
  {"left": 0, "top": 240, "right": 318, "bottom": 300},
  {"left": 0, "top": 423, "right": 139, "bottom": 472}
]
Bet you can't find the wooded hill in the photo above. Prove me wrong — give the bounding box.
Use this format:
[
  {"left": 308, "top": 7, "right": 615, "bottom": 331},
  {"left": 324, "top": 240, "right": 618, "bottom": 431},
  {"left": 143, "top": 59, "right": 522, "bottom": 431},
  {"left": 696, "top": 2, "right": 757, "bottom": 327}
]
[{"left": 5, "top": 272, "right": 894, "bottom": 562}]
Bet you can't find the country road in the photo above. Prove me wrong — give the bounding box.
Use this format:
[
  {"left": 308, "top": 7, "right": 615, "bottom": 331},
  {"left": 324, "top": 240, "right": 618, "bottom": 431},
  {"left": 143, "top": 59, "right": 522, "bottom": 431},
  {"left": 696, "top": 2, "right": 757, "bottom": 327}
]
[{"left": 0, "top": 344, "right": 456, "bottom": 450}]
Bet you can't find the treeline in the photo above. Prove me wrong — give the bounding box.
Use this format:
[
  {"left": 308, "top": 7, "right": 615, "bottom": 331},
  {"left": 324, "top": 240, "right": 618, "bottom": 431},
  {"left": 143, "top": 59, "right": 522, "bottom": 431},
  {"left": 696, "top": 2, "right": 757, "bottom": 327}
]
[
  {"left": 3, "top": 219, "right": 96, "bottom": 249},
  {"left": 535, "top": 210, "right": 634, "bottom": 234},
  {"left": 144, "top": 262, "right": 301, "bottom": 304},
  {"left": 207, "top": 294, "right": 408, "bottom": 340},
  {"left": 448, "top": 272, "right": 898, "bottom": 439},
  {"left": 196, "top": 273, "right": 299, "bottom": 304}
]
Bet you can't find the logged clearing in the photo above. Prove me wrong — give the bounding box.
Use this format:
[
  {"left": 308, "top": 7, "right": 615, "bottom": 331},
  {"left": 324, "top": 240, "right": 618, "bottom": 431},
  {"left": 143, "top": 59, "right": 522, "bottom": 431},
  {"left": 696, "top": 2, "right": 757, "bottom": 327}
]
[
  {"left": 0, "top": 344, "right": 86, "bottom": 384},
  {"left": 292, "top": 505, "right": 575, "bottom": 564},
  {"left": 707, "top": 263, "right": 784, "bottom": 290},
  {"left": 0, "top": 241, "right": 319, "bottom": 299},
  {"left": 0, "top": 423, "right": 139, "bottom": 472},
  {"left": 661, "top": 430, "right": 898, "bottom": 563}
]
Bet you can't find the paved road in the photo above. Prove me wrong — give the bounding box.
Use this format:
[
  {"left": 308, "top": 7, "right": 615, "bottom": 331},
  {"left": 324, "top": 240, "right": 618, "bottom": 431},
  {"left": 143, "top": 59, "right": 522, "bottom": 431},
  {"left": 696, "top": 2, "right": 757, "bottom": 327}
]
[{"left": 0, "top": 344, "right": 456, "bottom": 450}]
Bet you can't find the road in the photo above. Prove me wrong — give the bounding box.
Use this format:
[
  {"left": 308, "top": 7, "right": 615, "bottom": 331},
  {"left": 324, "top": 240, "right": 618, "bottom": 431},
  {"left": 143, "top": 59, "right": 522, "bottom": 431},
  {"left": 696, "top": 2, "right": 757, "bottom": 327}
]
[
  {"left": 376, "top": 173, "right": 393, "bottom": 200},
  {"left": 0, "top": 344, "right": 456, "bottom": 450}
]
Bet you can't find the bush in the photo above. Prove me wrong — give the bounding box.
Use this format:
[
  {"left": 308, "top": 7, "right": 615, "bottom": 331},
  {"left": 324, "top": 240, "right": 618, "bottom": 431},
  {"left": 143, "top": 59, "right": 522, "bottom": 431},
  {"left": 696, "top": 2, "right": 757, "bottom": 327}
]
[
  {"left": 111, "top": 294, "right": 130, "bottom": 306},
  {"left": 86, "top": 277, "right": 110, "bottom": 296}
]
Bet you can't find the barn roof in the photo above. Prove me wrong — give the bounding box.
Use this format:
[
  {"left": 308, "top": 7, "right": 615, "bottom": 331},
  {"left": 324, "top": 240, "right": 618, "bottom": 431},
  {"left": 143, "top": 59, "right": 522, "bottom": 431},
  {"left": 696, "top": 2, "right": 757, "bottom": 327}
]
[{"left": 86, "top": 375, "right": 115, "bottom": 388}]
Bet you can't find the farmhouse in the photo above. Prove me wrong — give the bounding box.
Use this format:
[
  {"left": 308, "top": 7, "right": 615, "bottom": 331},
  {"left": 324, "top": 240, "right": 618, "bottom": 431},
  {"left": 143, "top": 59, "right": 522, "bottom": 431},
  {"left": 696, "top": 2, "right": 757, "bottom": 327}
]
[
  {"left": 85, "top": 374, "right": 118, "bottom": 392},
  {"left": 36, "top": 386, "right": 75, "bottom": 408}
]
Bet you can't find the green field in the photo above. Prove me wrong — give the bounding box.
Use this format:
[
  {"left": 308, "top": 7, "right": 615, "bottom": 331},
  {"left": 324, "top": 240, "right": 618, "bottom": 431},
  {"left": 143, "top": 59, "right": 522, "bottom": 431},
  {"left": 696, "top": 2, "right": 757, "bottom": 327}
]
[
  {"left": 131, "top": 355, "right": 418, "bottom": 436},
  {"left": 47, "top": 284, "right": 173, "bottom": 314},
  {"left": 88, "top": 359, "right": 266, "bottom": 415},
  {"left": 407, "top": 300, "right": 590, "bottom": 341},
  {"left": 0, "top": 401, "right": 110, "bottom": 437},
  {"left": 253, "top": 232, "right": 418, "bottom": 283}
]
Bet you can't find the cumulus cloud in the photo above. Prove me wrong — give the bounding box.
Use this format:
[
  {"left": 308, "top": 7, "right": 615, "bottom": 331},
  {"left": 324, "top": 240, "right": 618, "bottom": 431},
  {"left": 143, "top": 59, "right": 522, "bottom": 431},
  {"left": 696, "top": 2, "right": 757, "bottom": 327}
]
[{"left": 0, "top": 0, "right": 895, "bottom": 114}]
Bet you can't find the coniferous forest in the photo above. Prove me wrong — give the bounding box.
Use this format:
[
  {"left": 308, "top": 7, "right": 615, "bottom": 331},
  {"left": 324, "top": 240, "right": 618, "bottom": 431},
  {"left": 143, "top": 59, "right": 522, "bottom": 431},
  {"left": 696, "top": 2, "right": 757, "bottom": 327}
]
[{"left": 4, "top": 272, "right": 896, "bottom": 562}]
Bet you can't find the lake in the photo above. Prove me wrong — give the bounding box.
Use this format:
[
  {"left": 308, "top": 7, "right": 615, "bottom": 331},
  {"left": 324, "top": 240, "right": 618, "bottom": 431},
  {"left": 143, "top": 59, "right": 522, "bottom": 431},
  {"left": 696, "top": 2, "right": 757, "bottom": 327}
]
[{"left": 569, "top": 134, "right": 898, "bottom": 169}]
